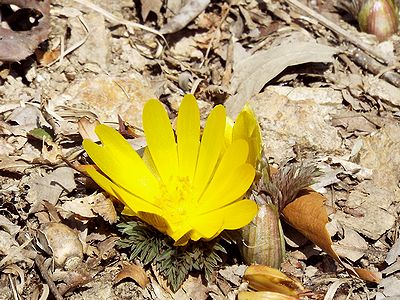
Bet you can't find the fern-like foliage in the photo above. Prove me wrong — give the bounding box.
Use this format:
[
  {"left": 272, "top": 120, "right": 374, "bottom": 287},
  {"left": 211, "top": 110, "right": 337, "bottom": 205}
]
[{"left": 116, "top": 220, "right": 227, "bottom": 292}]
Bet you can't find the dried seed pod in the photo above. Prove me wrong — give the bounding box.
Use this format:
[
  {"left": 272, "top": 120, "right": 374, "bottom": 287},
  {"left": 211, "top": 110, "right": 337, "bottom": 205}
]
[
  {"left": 356, "top": 0, "right": 399, "bottom": 40},
  {"left": 241, "top": 203, "right": 285, "bottom": 269},
  {"left": 239, "top": 265, "right": 305, "bottom": 299},
  {"left": 338, "top": 0, "right": 399, "bottom": 40},
  {"left": 37, "top": 222, "right": 83, "bottom": 270}
]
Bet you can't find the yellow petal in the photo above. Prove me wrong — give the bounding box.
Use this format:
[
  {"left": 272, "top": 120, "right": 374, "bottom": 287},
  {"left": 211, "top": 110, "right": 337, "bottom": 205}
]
[
  {"left": 143, "top": 99, "right": 178, "bottom": 184},
  {"left": 220, "top": 199, "right": 258, "bottom": 229},
  {"left": 233, "top": 106, "right": 262, "bottom": 166},
  {"left": 168, "top": 225, "right": 193, "bottom": 245},
  {"left": 193, "top": 105, "right": 226, "bottom": 199},
  {"left": 85, "top": 165, "right": 162, "bottom": 218},
  {"left": 142, "top": 147, "right": 160, "bottom": 180},
  {"left": 199, "top": 139, "right": 250, "bottom": 206},
  {"left": 177, "top": 94, "right": 200, "bottom": 180},
  {"left": 190, "top": 214, "right": 223, "bottom": 239},
  {"left": 192, "top": 199, "right": 258, "bottom": 238},
  {"left": 121, "top": 206, "right": 136, "bottom": 216},
  {"left": 83, "top": 125, "right": 158, "bottom": 200},
  {"left": 224, "top": 116, "right": 234, "bottom": 149},
  {"left": 111, "top": 183, "right": 162, "bottom": 216},
  {"left": 173, "top": 232, "right": 192, "bottom": 246},
  {"left": 199, "top": 163, "right": 255, "bottom": 212},
  {"left": 137, "top": 211, "right": 170, "bottom": 233},
  {"left": 85, "top": 165, "right": 118, "bottom": 199}
]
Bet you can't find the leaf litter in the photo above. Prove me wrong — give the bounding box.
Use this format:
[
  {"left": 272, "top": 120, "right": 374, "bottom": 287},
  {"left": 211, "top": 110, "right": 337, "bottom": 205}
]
[{"left": 0, "top": 0, "right": 399, "bottom": 299}]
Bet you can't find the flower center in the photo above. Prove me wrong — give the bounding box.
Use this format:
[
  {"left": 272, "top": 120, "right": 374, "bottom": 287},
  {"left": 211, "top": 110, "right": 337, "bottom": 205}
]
[{"left": 157, "top": 176, "right": 196, "bottom": 225}]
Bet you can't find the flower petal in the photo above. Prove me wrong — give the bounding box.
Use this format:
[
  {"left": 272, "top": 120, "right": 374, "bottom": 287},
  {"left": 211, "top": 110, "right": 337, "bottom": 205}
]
[
  {"left": 177, "top": 94, "right": 200, "bottom": 180},
  {"left": 85, "top": 165, "right": 118, "bottom": 199},
  {"left": 121, "top": 206, "right": 136, "bottom": 216},
  {"left": 143, "top": 99, "right": 178, "bottom": 184},
  {"left": 219, "top": 199, "right": 258, "bottom": 229},
  {"left": 142, "top": 147, "right": 160, "bottom": 180},
  {"left": 199, "top": 163, "right": 255, "bottom": 212},
  {"left": 232, "top": 106, "right": 262, "bottom": 166},
  {"left": 190, "top": 214, "right": 223, "bottom": 239},
  {"left": 191, "top": 199, "right": 258, "bottom": 238},
  {"left": 111, "top": 183, "right": 162, "bottom": 216},
  {"left": 137, "top": 211, "right": 170, "bottom": 233},
  {"left": 224, "top": 116, "right": 234, "bottom": 150},
  {"left": 85, "top": 165, "right": 162, "bottom": 218},
  {"left": 193, "top": 105, "right": 226, "bottom": 199},
  {"left": 83, "top": 125, "right": 158, "bottom": 200},
  {"left": 199, "top": 138, "right": 250, "bottom": 206}
]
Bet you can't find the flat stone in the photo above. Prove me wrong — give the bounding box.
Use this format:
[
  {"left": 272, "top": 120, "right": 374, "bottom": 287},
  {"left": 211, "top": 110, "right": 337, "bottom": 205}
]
[
  {"left": 58, "top": 73, "right": 156, "bottom": 127},
  {"left": 334, "top": 182, "right": 396, "bottom": 240},
  {"left": 359, "top": 123, "right": 400, "bottom": 195},
  {"left": 250, "top": 89, "right": 342, "bottom": 161},
  {"left": 68, "top": 12, "right": 110, "bottom": 69},
  {"left": 267, "top": 86, "right": 343, "bottom": 105}
]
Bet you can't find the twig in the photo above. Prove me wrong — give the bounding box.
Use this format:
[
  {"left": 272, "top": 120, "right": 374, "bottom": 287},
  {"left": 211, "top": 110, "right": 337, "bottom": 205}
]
[
  {"left": 285, "top": 0, "right": 389, "bottom": 64},
  {"left": 8, "top": 274, "right": 20, "bottom": 300},
  {"left": 199, "top": 2, "right": 231, "bottom": 68},
  {"left": 46, "top": 15, "right": 90, "bottom": 67},
  {"left": 34, "top": 255, "right": 63, "bottom": 300},
  {"left": 349, "top": 47, "right": 400, "bottom": 87}
]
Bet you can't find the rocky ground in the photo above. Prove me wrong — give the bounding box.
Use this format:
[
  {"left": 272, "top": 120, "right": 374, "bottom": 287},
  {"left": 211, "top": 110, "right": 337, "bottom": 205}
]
[{"left": 0, "top": 0, "right": 399, "bottom": 299}]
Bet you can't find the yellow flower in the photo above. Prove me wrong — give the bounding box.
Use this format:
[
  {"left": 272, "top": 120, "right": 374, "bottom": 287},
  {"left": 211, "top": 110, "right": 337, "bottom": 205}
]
[{"left": 83, "top": 94, "right": 259, "bottom": 245}]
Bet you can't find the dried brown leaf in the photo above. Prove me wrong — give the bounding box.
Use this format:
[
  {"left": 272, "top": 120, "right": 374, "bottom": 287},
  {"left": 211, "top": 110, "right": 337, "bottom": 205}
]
[
  {"left": 282, "top": 188, "right": 340, "bottom": 261},
  {"left": 0, "top": 0, "right": 51, "bottom": 62},
  {"left": 160, "top": 0, "right": 211, "bottom": 34},
  {"left": 353, "top": 267, "right": 382, "bottom": 283},
  {"left": 141, "top": 0, "right": 163, "bottom": 21},
  {"left": 91, "top": 193, "right": 117, "bottom": 224},
  {"left": 78, "top": 118, "right": 100, "bottom": 142},
  {"left": 114, "top": 262, "right": 149, "bottom": 289},
  {"left": 226, "top": 42, "right": 337, "bottom": 119},
  {"left": 282, "top": 188, "right": 382, "bottom": 283}
]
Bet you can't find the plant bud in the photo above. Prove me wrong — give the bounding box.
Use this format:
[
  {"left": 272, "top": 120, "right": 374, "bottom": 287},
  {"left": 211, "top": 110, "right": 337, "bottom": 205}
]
[
  {"left": 241, "top": 203, "right": 285, "bottom": 269},
  {"left": 357, "top": 0, "right": 399, "bottom": 41}
]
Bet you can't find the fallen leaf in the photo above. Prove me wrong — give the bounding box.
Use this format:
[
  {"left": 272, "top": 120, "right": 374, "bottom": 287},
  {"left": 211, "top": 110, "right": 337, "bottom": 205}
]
[
  {"left": 91, "top": 193, "right": 117, "bottom": 224},
  {"left": 0, "top": 155, "right": 31, "bottom": 173},
  {"left": 226, "top": 41, "right": 337, "bottom": 119},
  {"left": 140, "top": 0, "right": 163, "bottom": 21},
  {"left": 353, "top": 267, "right": 381, "bottom": 283},
  {"left": 0, "top": 216, "right": 20, "bottom": 236},
  {"left": 0, "top": 0, "right": 51, "bottom": 62},
  {"left": 62, "top": 193, "right": 117, "bottom": 223},
  {"left": 62, "top": 197, "right": 96, "bottom": 219},
  {"left": 35, "top": 48, "right": 61, "bottom": 65},
  {"left": 77, "top": 118, "right": 100, "bottom": 142},
  {"left": 282, "top": 188, "right": 340, "bottom": 262},
  {"left": 385, "top": 238, "right": 400, "bottom": 265},
  {"left": 332, "top": 227, "right": 368, "bottom": 262},
  {"left": 27, "top": 167, "right": 76, "bottom": 213},
  {"left": 282, "top": 188, "right": 382, "bottom": 283},
  {"left": 114, "top": 261, "right": 149, "bottom": 289},
  {"left": 160, "top": 0, "right": 211, "bottom": 34}
]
